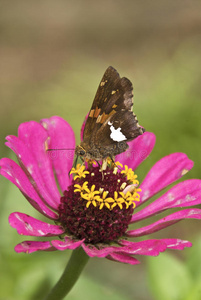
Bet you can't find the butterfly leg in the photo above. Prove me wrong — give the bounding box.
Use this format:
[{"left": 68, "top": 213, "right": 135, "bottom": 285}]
[
  {"left": 68, "top": 155, "right": 79, "bottom": 177},
  {"left": 100, "top": 158, "right": 108, "bottom": 172},
  {"left": 109, "top": 155, "right": 116, "bottom": 166},
  {"left": 109, "top": 155, "right": 122, "bottom": 171},
  {"left": 69, "top": 156, "right": 85, "bottom": 177},
  {"left": 96, "top": 160, "right": 101, "bottom": 167}
]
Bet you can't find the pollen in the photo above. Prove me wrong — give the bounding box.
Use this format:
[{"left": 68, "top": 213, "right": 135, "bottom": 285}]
[
  {"left": 97, "top": 191, "right": 114, "bottom": 210},
  {"left": 181, "top": 168, "right": 189, "bottom": 176},
  {"left": 74, "top": 181, "right": 89, "bottom": 193},
  {"left": 99, "top": 187, "right": 104, "bottom": 193},
  {"left": 115, "top": 161, "right": 123, "bottom": 168},
  {"left": 72, "top": 164, "right": 140, "bottom": 211},
  {"left": 113, "top": 167, "right": 118, "bottom": 175},
  {"left": 81, "top": 184, "right": 100, "bottom": 208},
  {"left": 121, "top": 165, "right": 139, "bottom": 185},
  {"left": 120, "top": 182, "right": 127, "bottom": 190},
  {"left": 70, "top": 164, "right": 89, "bottom": 180},
  {"left": 58, "top": 161, "right": 141, "bottom": 243}
]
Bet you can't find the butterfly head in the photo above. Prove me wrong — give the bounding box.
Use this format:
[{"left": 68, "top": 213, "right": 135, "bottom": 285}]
[
  {"left": 75, "top": 142, "right": 103, "bottom": 161},
  {"left": 75, "top": 144, "right": 87, "bottom": 159},
  {"left": 75, "top": 143, "right": 97, "bottom": 160}
]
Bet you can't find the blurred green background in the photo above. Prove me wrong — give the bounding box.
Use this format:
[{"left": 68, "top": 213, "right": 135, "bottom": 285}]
[{"left": 0, "top": 1, "right": 201, "bottom": 299}]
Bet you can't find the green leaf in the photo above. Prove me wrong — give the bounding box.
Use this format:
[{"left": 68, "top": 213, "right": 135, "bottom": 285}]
[
  {"left": 147, "top": 252, "right": 193, "bottom": 300},
  {"left": 187, "top": 237, "right": 201, "bottom": 279},
  {"left": 184, "top": 275, "right": 201, "bottom": 300}
]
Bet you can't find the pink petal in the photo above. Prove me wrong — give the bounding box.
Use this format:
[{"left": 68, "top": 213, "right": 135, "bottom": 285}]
[
  {"left": 51, "top": 237, "right": 85, "bottom": 250},
  {"left": 116, "top": 132, "right": 155, "bottom": 170},
  {"left": 131, "top": 179, "right": 201, "bottom": 223},
  {"left": 82, "top": 243, "right": 148, "bottom": 258},
  {"left": 0, "top": 158, "right": 58, "bottom": 219},
  {"left": 107, "top": 253, "right": 140, "bottom": 265},
  {"left": 9, "top": 212, "right": 64, "bottom": 236},
  {"left": 6, "top": 133, "right": 60, "bottom": 209},
  {"left": 14, "top": 241, "right": 55, "bottom": 253},
  {"left": 82, "top": 243, "right": 119, "bottom": 258},
  {"left": 41, "top": 116, "right": 75, "bottom": 192},
  {"left": 159, "top": 239, "right": 192, "bottom": 250},
  {"left": 127, "top": 208, "right": 201, "bottom": 237},
  {"left": 18, "top": 121, "right": 61, "bottom": 203},
  {"left": 139, "top": 153, "right": 194, "bottom": 206},
  {"left": 118, "top": 239, "right": 167, "bottom": 256}
]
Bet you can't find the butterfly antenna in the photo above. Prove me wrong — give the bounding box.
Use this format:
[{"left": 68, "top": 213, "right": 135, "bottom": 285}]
[{"left": 46, "top": 148, "right": 75, "bottom": 151}]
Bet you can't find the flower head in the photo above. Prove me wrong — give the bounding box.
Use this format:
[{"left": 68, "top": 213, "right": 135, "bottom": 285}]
[{"left": 1, "top": 116, "right": 201, "bottom": 264}]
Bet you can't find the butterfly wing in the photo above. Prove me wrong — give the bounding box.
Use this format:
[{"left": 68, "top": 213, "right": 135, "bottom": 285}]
[
  {"left": 83, "top": 66, "right": 144, "bottom": 147},
  {"left": 95, "top": 110, "right": 144, "bottom": 146},
  {"left": 83, "top": 66, "right": 133, "bottom": 142}
]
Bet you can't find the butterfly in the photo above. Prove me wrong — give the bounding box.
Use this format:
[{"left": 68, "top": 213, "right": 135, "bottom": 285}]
[{"left": 75, "top": 66, "right": 145, "bottom": 167}]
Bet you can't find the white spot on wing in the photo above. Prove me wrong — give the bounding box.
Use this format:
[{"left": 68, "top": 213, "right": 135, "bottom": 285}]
[{"left": 108, "top": 121, "right": 126, "bottom": 142}]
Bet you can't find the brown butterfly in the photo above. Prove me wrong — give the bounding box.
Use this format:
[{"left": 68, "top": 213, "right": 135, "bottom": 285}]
[{"left": 75, "top": 66, "right": 145, "bottom": 167}]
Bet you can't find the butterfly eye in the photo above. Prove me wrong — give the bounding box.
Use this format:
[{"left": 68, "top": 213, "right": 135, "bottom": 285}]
[{"left": 79, "top": 150, "right": 86, "bottom": 156}]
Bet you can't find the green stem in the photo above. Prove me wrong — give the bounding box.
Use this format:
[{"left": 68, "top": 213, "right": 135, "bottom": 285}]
[{"left": 45, "top": 247, "right": 89, "bottom": 300}]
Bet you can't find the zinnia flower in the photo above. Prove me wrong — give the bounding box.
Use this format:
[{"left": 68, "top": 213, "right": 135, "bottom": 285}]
[{"left": 1, "top": 115, "right": 201, "bottom": 265}]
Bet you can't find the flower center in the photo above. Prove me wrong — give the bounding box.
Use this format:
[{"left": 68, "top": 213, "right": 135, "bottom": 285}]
[{"left": 58, "top": 161, "right": 141, "bottom": 244}]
